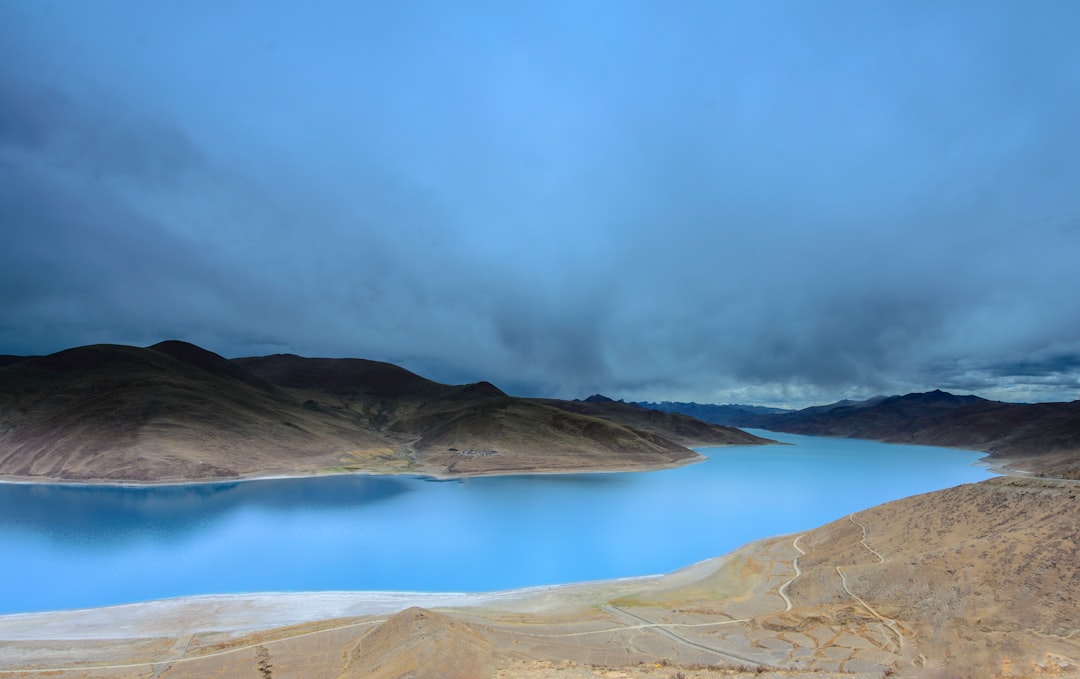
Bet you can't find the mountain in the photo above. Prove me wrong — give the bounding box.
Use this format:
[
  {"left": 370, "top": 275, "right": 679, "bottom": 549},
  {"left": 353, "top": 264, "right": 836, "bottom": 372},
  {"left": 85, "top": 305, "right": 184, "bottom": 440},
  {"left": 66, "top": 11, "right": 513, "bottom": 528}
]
[
  {"left": 636, "top": 401, "right": 793, "bottom": 427},
  {"left": 535, "top": 395, "right": 774, "bottom": 448},
  {"left": 0, "top": 342, "right": 770, "bottom": 483},
  {"left": 787, "top": 394, "right": 890, "bottom": 416},
  {"left": 664, "top": 389, "right": 1080, "bottom": 479},
  {"left": 233, "top": 357, "right": 714, "bottom": 478},
  {"left": 0, "top": 342, "right": 392, "bottom": 482},
  {"left": 750, "top": 390, "right": 992, "bottom": 440}
]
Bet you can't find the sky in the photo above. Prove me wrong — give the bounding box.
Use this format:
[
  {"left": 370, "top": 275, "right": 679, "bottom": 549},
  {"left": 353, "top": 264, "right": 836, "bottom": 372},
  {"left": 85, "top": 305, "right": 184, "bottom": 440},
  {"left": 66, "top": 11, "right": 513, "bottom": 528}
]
[{"left": 2, "top": 1, "right": 1080, "bottom": 407}]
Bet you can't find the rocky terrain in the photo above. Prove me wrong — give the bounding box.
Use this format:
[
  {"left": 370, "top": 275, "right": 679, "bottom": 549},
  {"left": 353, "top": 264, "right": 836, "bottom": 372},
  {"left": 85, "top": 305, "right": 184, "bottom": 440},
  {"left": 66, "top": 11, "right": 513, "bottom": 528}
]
[{"left": 0, "top": 341, "right": 771, "bottom": 483}]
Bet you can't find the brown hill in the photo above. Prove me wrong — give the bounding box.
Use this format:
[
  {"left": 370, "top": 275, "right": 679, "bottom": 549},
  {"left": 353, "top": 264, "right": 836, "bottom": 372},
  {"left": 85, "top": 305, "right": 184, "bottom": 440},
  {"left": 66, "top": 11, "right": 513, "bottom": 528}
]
[
  {"left": 0, "top": 342, "right": 768, "bottom": 482},
  {"left": 0, "top": 342, "right": 393, "bottom": 482},
  {"left": 775, "top": 475, "right": 1080, "bottom": 676},
  {"left": 699, "top": 390, "right": 1080, "bottom": 478},
  {"left": 534, "top": 395, "right": 775, "bottom": 447},
  {"left": 232, "top": 353, "right": 452, "bottom": 399},
  {"left": 338, "top": 607, "right": 504, "bottom": 679},
  {"left": 238, "top": 354, "right": 707, "bottom": 477},
  {"left": 399, "top": 395, "right": 699, "bottom": 475}
]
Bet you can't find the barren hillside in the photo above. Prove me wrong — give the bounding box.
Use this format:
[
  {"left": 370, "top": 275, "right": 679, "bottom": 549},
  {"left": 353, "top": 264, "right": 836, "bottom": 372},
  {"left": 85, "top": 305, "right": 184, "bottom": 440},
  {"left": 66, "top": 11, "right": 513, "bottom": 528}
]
[{"left": 0, "top": 342, "right": 771, "bottom": 482}]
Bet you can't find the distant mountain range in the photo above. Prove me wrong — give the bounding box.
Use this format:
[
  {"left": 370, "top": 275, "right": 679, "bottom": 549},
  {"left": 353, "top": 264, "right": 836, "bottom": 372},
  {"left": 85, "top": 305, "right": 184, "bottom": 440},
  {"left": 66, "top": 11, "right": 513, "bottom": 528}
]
[
  {"left": 535, "top": 394, "right": 765, "bottom": 449},
  {"left": 5, "top": 341, "right": 1078, "bottom": 483},
  {"left": 637, "top": 400, "right": 793, "bottom": 423},
  {"left": 644, "top": 390, "right": 1080, "bottom": 478},
  {"left": 0, "top": 341, "right": 769, "bottom": 483}
]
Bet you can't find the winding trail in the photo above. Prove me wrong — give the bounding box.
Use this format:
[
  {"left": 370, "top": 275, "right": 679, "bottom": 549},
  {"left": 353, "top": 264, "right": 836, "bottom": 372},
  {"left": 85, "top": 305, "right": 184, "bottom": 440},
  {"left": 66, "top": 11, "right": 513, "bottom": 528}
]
[
  {"left": 834, "top": 566, "right": 904, "bottom": 650},
  {"left": 512, "top": 616, "right": 752, "bottom": 639},
  {"left": 777, "top": 534, "right": 806, "bottom": 612},
  {"left": 599, "top": 604, "right": 768, "bottom": 667},
  {"left": 147, "top": 633, "right": 193, "bottom": 679},
  {"left": 0, "top": 618, "right": 388, "bottom": 675},
  {"left": 836, "top": 512, "right": 905, "bottom": 651},
  {"left": 849, "top": 512, "right": 885, "bottom": 563}
]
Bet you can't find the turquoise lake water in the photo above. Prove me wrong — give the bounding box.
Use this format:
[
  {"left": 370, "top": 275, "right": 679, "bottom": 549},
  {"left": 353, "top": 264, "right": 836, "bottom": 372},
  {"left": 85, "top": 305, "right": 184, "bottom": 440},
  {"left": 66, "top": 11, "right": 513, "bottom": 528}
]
[{"left": 0, "top": 431, "right": 993, "bottom": 614}]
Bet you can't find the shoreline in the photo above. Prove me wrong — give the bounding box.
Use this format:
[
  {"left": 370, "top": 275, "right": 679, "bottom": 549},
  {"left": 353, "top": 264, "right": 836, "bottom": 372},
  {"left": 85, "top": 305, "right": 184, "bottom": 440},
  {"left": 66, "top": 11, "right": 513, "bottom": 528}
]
[
  {"left": 0, "top": 561, "right": 721, "bottom": 639},
  {"left": 5, "top": 478, "right": 1076, "bottom": 677},
  {"left": 0, "top": 449, "right": 711, "bottom": 488},
  {"left": 16, "top": 429, "right": 1038, "bottom": 490},
  {"left": 746, "top": 427, "right": 1064, "bottom": 481},
  {"left": 0, "top": 436, "right": 1027, "bottom": 630}
]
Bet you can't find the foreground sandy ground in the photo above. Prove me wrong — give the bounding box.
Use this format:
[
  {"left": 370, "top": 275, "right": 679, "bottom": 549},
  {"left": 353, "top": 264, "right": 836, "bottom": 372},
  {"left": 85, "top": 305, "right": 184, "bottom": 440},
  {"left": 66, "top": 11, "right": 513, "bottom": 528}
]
[{"left": 2, "top": 477, "right": 1079, "bottom": 678}]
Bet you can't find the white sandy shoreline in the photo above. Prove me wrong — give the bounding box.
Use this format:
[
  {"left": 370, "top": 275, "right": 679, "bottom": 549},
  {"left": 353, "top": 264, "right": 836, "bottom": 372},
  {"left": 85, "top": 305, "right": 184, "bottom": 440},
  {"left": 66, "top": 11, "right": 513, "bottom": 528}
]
[
  {"left": 0, "top": 438, "right": 1020, "bottom": 643},
  {"left": 0, "top": 573, "right": 685, "bottom": 640},
  {"left": 0, "top": 549, "right": 745, "bottom": 642}
]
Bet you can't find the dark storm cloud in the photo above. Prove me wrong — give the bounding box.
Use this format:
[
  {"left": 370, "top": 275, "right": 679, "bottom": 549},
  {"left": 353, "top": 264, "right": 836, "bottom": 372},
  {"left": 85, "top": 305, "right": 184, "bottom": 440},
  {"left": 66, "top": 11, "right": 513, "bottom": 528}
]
[
  {"left": 2, "top": 1, "right": 1080, "bottom": 406},
  {"left": 989, "top": 354, "right": 1080, "bottom": 380},
  {"left": 0, "top": 71, "right": 203, "bottom": 185},
  {"left": 929, "top": 349, "right": 1080, "bottom": 402}
]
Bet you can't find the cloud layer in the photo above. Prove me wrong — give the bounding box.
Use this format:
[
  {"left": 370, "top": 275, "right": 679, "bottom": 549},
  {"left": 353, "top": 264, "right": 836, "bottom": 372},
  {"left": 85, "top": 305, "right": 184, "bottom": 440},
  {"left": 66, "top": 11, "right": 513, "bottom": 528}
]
[{"left": 3, "top": 1, "right": 1080, "bottom": 405}]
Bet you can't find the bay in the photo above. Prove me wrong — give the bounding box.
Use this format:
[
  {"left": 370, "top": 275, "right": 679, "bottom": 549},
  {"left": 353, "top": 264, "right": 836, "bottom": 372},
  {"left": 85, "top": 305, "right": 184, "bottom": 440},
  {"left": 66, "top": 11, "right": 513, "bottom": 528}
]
[{"left": 0, "top": 431, "right": 992, "bottom": 614}]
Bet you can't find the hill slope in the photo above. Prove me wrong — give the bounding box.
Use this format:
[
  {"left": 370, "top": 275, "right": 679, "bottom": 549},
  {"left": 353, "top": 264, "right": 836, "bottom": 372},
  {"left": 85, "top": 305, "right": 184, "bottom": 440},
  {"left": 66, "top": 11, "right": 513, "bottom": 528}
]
[
  {"left": 0, "top": 342, "right": 395, "bottom": 481},
  {"left": 0, "top": 342, "right": 769, "bottom": 482},
  {"left": 235, "top": 355, "right": 712, "bottom": 477},
  {"left": 660, "top": 390, "right": 1080, "bottom": 478},
  {"left": 534, "top": 395, "right": 774, "bottom": 448}
]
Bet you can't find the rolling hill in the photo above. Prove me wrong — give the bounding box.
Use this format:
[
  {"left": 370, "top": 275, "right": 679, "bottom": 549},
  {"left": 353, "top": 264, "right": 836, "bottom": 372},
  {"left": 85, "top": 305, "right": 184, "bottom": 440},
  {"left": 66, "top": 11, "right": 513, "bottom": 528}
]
[
  {"left": 659, "top": 390, "right": 1080, "bottom": 478},
  {"left": 0, "top": 341, "right": 770, "bottom": 483},
  {"left": 534, "top": 394, "right": 768, "bottom": 448}
]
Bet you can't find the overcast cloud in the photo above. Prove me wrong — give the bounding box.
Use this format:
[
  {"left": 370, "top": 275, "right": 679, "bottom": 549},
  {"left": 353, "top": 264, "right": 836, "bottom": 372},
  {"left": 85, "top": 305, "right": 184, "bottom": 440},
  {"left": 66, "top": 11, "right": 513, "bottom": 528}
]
[{"left": 2, "top": 1, "right": 1079, "bottom": 406}]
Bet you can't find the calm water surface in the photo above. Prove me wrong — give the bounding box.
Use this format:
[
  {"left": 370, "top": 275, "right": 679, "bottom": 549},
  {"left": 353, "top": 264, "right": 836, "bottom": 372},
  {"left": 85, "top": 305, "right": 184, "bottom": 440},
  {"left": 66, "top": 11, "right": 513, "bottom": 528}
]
[{"left": 0, "top": 431, "right": 992, "bottom": 614}]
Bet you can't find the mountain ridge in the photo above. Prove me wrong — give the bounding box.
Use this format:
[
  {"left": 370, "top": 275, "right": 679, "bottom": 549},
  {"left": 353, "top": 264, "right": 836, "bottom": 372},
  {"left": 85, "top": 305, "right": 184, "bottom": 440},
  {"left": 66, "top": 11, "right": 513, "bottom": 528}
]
[
  {"left": 535, "top": 395, "right": 768, "bottom": 448},
  {"left": 0, "top": 342, "right": 771, "bottom": 483},
  {"left": 654, "top": 390, "right": 1080, "bottom": 478}
]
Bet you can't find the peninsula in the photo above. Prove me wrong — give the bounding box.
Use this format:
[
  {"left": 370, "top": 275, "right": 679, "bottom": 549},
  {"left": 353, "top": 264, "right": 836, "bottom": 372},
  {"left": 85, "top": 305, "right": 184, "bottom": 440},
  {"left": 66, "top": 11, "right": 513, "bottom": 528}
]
[{"left": 0, "top": 341, "right": 769, "bottom": 483}]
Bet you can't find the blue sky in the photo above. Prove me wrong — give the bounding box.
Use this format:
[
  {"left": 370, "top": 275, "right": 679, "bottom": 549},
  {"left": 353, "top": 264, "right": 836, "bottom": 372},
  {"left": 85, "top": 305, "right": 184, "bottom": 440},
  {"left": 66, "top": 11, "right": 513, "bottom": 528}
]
[{"left": 2, "top": 1, "right": 1080, "bottom": 406}]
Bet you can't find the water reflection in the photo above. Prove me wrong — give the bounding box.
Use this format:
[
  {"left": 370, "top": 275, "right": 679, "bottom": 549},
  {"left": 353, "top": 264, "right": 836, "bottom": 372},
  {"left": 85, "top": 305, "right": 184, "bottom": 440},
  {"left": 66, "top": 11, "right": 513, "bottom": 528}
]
[
  {"left": 0, "top": 433, "right": 993, "bottom": 615},
  {"left": 473, "top": 472, "right": 628, "bottom": 485},
  {"left": 0, "top": 475, "right": 411, "bottom": 546}
]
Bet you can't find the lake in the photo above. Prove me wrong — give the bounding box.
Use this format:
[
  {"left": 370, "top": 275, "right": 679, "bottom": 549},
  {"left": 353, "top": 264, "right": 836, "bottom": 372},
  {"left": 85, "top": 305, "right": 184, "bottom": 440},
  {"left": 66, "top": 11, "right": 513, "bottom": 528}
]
[{"left": 0, "top": 431, "right": 993, "bottom": 615}]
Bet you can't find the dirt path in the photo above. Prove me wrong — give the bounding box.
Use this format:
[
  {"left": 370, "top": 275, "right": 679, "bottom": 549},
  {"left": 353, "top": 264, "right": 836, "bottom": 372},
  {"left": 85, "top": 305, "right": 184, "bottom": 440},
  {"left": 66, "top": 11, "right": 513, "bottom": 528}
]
[
  {"left": 777, "top": 534, "right": 805, "bottom": 612},
  {"left": 147, "top": 633, "right": 193, "bottom": 679},
  {"left": 598, "top": 604, "right": 767, "bottom": 667},
  {"left": 0, "top": 618, "right": 387, "bottom": 675},
  {"left": 834, "top": 512, "right": 905, "bottom": 651},
  {"left": 848, "top": 513, "right": 884, "bottom": 563},
  {"left": 508, "top": 616, "right": 753, "bottom": 639}
]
